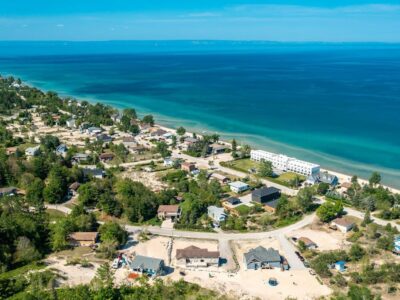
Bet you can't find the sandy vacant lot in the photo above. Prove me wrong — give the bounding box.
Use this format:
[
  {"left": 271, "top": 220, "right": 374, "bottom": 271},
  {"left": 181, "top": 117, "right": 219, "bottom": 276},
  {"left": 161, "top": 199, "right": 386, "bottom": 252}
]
[{"left": 290, "top": 227, "right": 350, "bottom": 251}]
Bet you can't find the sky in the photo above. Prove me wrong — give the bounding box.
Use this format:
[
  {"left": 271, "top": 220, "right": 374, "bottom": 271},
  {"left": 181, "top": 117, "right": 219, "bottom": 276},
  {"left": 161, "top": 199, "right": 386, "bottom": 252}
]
[{"left": 1, "top": 1, "right": 400, "bottom": 42}]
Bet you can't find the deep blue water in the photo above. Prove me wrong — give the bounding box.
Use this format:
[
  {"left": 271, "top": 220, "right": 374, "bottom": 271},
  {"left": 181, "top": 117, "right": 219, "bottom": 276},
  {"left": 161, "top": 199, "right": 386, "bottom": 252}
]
[{"left": 0, "top": 41, "right": 399, "bottom": 187}]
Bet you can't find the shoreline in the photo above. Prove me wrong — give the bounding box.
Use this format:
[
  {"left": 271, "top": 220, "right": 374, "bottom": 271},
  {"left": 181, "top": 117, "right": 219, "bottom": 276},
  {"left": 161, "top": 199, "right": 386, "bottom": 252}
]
[{"left": 3, "top": 72, "right": 400, "bottom": 192}]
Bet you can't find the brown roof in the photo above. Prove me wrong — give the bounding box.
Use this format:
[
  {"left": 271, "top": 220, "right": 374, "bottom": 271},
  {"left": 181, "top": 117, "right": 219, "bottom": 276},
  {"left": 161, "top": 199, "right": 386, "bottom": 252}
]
[
  {"left": 99, "top": 153, "right": 114, "bottom": 159},
  {"left": 157, "top": 205, "right": 180, "bottom": 214},
  {"left": 182, "top": 162, "right": 195, "bottom": 167},
  {"left": 68, "top": 232, "right": 98, "bottom": 242},
  {"left": 6, "top": 147, "right": 17, "bottom": 154},
  {"left": 122, "top": 137, "right": 136, "bottom": 143},
  {"left": 332, "top": 217, "right": 354, "bottom": 227},
  {"left": 298, "top": 237, "right": 316, "bottom": 246},
  {"left": 176, "top": 246, "right": 220, "bottom": 260},
  {"left": 69, "top": 182, "right": 80, "bottom": 191}
]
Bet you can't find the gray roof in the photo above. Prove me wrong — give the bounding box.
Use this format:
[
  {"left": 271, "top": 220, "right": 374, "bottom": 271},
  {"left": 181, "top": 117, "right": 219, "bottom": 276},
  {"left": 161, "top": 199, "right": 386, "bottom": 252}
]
[
  {"left": 252, "top": 186, "right": 281, "bottom": 198},
  {"left": 244, "top": 246, "right": 281, "bottom": 264},
  {"left": 131, "top": 255, "right": 164, "bottom": 271}
]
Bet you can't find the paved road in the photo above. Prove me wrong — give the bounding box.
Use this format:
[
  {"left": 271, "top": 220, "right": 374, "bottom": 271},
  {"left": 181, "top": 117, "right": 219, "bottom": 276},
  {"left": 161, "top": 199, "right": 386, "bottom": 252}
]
[
  {"left": 172, "top": 152, "right": 298, "bottom": 196},
  {"left": 277, "top": 234, "right": 305, "bottom": 270}
]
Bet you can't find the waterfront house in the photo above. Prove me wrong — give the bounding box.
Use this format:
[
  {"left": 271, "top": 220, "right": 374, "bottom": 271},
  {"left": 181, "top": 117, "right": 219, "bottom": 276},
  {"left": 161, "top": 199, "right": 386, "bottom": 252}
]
[
  {"left": 181, "top": 162, "right": 196, "bottom": 173},
  {"left": 25, "top": 146, "right": 40, "bottom": 157},
  {"left": 56, "top": 144, "right": 68, "bottom": 157},
  {"left": 208, "top": 206, "right": 227, "bottom": 226},
  {"left": 229, "top": 181, "right": 249, "bottom": 193},
  {"left": 0, "top": 187, "right": 17, "bottom": 197},
  {"left": 99, "top": 153, "right": 114, "bottom": 162},
  {"left": 130, "top": 255, "right": 165, "bottom": 277},
  {"left": 251, "top": 149, "right": 320, "bottom": 176},
  {"left": 252, "top": 186, "right": 281, "bottom": 204},
  {"left": 111, "top": 113, "right": 121, "bottom": 124},
  {"left": 331, "top": 218, "right": 354, "bottom": 233},
  {"left": 150, "top": 128, "right": 167, "bottom": 138},
  {"left": 244, "top": 246, "right": 282, "bottom": 270},
  {"left": 210, "top": 173, "right": 230, "bottom": 185},
  {"left": 157, "top": 205, "right": 181, "bottom": 221},
  {"left": 68, "top": 232, "right": 98, "bottom": 247},
  {"left": 209, "top": 143, "right": 227, "bottom": 155},
  {"left": 298, "top": 237, "right": 318, "bottom": 249},
  {"left": 66, "top": 118, "right": 76, "bottom": 129},
  {"left": 176, "top": 246, "right": 220, "bottom": 268},
  {"left": 306, "top": 172, "right": 338, "bottom": 186},
  {"left": 72, "top": 153, "right": 89, "bottom": 165}
]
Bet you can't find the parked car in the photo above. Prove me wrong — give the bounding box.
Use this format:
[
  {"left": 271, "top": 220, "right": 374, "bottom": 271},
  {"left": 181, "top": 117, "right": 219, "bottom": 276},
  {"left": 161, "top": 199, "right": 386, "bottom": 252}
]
[
  {"left": 309, "top": 269, "right": 316, "bottom": 276},
  {"left": 303, "top": 261, "right": 310, "bottom": 268},
  {"left": 295, "top": 251, "right": 305, "bottom": 261}
]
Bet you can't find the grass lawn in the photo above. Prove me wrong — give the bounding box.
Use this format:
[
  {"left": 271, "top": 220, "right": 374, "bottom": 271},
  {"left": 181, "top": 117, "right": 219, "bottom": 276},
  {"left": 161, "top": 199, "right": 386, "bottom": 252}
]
[
  {"left": 0, "top": 262, "right": 46, "bottom": 280},
  {"left": 225, "top": 158, "right": 260, "bottom": 172},
  {"left": 235, "top": 204, "right": 251, "bottom": 216},
  {"left": 55, "top": 246, "right": 93, "bottom": 258},
  {"left": 46, "top": 208, "right": 67, "bottom": 222}
]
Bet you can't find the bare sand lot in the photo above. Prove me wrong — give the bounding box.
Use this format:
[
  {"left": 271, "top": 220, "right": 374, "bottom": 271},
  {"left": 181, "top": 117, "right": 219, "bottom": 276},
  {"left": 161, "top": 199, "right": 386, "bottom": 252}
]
[{"left": 290, "top": 227, "right": 350, "bottom": 251}]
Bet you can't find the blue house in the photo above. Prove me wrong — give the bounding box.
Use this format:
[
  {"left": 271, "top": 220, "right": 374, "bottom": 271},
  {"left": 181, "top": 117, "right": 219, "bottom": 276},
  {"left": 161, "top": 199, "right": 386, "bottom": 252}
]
[
  {"left": 56, "top": 144, "right": 68, "bottom": 156},
  {"left": 130, "top": 255, "right": 165, "bottom": 277},
  {"left": 244, "top": 246, "right": 282, "bottom": 270}
]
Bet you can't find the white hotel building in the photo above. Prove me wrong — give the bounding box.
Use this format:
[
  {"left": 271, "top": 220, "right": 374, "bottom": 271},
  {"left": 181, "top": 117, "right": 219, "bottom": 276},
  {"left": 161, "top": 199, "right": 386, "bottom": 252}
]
[{"left": 250, "top": 150, "right": 320, "bottom": 176}]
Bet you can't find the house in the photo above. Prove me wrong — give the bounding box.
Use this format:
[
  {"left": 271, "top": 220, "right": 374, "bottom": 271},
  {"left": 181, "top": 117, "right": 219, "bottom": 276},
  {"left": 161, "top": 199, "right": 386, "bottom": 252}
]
[
  {"left": 56, "top": 144, "right": 68, "bottom": 156},
  {"left": 252, "top": 186, "right": 281, "bottom": 204},
  {"left": 223, "top": 197, "right": 241, "bottom": 208},
  {"left": 122, "top": 136, "right": 137, "bottom": 148},
  {"left": 25, "top": 146, "right": 40, "bottom": 157},
  {"left": 157, "top": 205, "right": 181, "bottom": 221},
  {"left": 68, "top": 182, "right": 80, "bottom": 196},
  {"left": 298, "top": 237, "right": 318, "bottom": 249},
  {"left": 130, "top": 255, "right": 165, "bottom": 277},
  {"left": 82, "top": 167, "right": 104, "bottom": 179},
  {"left": 306, "top": 172, "right": 338, "bottom": 186},
  {"left": 6, "top": 147, "right": 17, "bottom": 155},
  {"left": 99, "top": 153, "right": 114, "bottom": 162},
  {"left": 162, "top": 132, "right": 174, "bottom": 140},
  {"left": 210, "top": 173, "right": 230, "bottom": 185},
  {"left": 96, "top": 134, "right": 113, "bottom": 143},
  {"left": 150, "top": 128, "right": 167, "bottom": 138},
  {"left": 111, "top": 113, "right": 121, "bottom": 123},
  {"left": 229, "top": 181, "right": 249, "bottom": 193},
  {"left": 208, "top": 206, "right": 227, "bottom": 226},
  {"left": 334, "top": 261, "right": 346, "bottom": 272},
  {"left": 331, "top": 217, "right": 354, "bottom": 233},
  {"left": 394, "top": 236, "right": 400, "bottom": 254},
  {"left": 163, "top": 157, "right": 174, "bottom": 167},
  {"left": 86, "top": 127, "right": 103, "bottom": 135},
  {"left": 181, "top": 162, "right": 196, "bottom": 173},
  {"left": 68, "top": 232, "right": 98, "bottom": 247},
  {"left": 72, "top": 153, "right": 89, "bottom": 164},
  {"left": 243, "top": 246, "right": 282, "bottom": 270},
  {"left": 209, "top": 143, "right": 227, "bottom": 155},
  {"left": 0, "top": 187, "right": 17, "bottom": 197},
  {"left": 66, "top": 118, "right": 76, "bottom": 129},
  {"left": 181, "top": 137, "right": 198, "bottom": 150},
  {"left": 176, "top": 246, "right": 220, "bottom": 268}
]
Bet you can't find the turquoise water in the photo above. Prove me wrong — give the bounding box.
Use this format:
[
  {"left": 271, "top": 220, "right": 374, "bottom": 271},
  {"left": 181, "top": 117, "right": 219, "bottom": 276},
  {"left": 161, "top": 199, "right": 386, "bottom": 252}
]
[{"left": 0, "top": 41, "right": 399, "bottom": 187}]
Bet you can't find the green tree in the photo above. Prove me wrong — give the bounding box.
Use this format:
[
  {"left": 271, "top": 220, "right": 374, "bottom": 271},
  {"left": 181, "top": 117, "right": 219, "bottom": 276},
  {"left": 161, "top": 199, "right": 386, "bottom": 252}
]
[
  {"left": 258, "top": 160, "right": 273, "bottom": 177},
  {"left": 156, "top": 141, "right": 171, "bottom": 158},
  {"left": 317, "top": 182, "right": 330, "bottom": 195},
  {"left": 361, "top": 210, "right": 373, "bottom": 227},
  {"left": 43, "top": 166, "right": 68, "bottom": 204},
  {"left": 176, "top": 126, "right": 186, "bottom": 136},
  {"left": 98, "top": 221, "right": 127, "bottom": 247},
  {"left": 296, "top": 187, "right": 315, "bottom": 212},
  {"left": 316, "top": 201, "right": 343, "bottom": 222},
  {"left": 91, "top": 263, "right": 114, "bottom": 289},
  {"left": 349, "top": 243, "right": 365, "bottom": 261},
  {"left": 231, "top": 139, "right": 237, "bottom": 158},
  {"left": 13, "top": 236, "right": 41, "bottom": 264},
  {"left": 369, "top": 171, "right": 381, "bottom": 187},
  {"left": 26, "top": 178, "right": 45, "bottom": 206},
  {"left": 142, "top": 114, "right": 154, "bottom": 126}
]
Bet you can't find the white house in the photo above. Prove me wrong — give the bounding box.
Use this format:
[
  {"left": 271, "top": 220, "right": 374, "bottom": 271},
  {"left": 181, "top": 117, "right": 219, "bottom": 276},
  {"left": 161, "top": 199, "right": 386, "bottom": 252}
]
[
  {"left": 163, "top": 157, "right": 174, "bottom": 167},
  {"left": 331, "top": 218, "right": 354, "bottom": 233},
  {"left": 25, "top": 146, "right": 40, "bottom": 157},
  {"left": 176, "top": 246, "right": 220, "bottom": 268},
  {"left": 229, "top": 181, "right": 249, "bottom": 193},
  {"left": 250, "top": 149, "right": 320, "bottom": 176},
  {"left": 208, "top": 206, "right": 227, "bottom": 226}
]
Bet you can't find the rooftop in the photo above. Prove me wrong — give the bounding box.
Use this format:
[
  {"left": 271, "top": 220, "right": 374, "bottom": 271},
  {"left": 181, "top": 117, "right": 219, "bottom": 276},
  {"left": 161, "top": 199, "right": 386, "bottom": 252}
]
[
  {"left": 157, "top": 205, "right": 180, "bottom": 214},
  {"left": 131, "top": 255, "right": 164, "bottom": 271},
  {"left": 332, "top": 217, "right": 354, "bottom": 227},
  {"left": 244, "top": 246, "right": 281, "bottom": 264},
  {"left": 252, "top": 186, "right": 281, "bottom": 197},
  {"left": 229, "top": 181, "right": 249, "bottom": 189},
  {"left": 176, "top": 246, "right": 220, "bottom": 260},
  {"left": 69, "top": 232, "right": 98, "bottom": 241}
]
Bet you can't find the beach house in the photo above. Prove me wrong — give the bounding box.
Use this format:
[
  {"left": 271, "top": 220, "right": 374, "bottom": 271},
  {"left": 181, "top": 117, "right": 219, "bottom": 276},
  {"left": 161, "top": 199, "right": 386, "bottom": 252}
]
[
  {"left": 99, "top": 153, "right": 114, "bottom": 162},
  {"left": 25, "top": 146, "right": 40, "bottom": 157},
  {"left": 72, "top": 153, "right": 89, "bottom": 164},
  {"left": 252, "top": 186, "right": 281, "bottom": 204},
  {"left": 176, "top": 246, "right": 220, "bottom": 268},
  {"left": 250, "top": 149, "right": 320, "bottom": 176},
  {"left": 210, "top": 173, "right": 230, "bottom": 185},
  {"left": 181, "top": 162, "right": 196, "bottom": 173},
  {"left": 229, "top": 181, "right": 249, "bottom": 193},
  {"left": 56, "top": 144, "right": 68, "bottom": 157},
  {"left": 66, "top": 118, "right": 76, "bottom": 129},
  {"left": 82, "top": 167, "right": 104, "bottom": 179},
  {"left": 243, "top": 246, "right": 282, "bottom": 270},
  {"left": 130, "top": 255, "right": 165, "bottom": 277},
  {"left": 298, "top": 237, "right": 318, "bottom": 249}
]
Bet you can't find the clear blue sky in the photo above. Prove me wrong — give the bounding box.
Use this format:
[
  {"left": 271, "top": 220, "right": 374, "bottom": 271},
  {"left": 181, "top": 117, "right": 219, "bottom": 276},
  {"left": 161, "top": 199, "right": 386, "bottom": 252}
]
[{"left": 1, "top": 0, "right": 400, "bottom": 41}]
